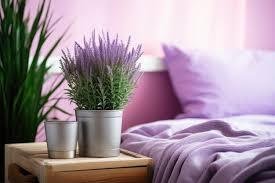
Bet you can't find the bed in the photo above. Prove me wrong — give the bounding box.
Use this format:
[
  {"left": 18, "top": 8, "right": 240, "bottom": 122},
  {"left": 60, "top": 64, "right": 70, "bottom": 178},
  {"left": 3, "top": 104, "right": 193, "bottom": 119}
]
[
  {"left": 121, "top": 115, "right": 275, "bottom": 183},
  {"left": 121, "top": 46, "right": 275, "bottom": 183}
]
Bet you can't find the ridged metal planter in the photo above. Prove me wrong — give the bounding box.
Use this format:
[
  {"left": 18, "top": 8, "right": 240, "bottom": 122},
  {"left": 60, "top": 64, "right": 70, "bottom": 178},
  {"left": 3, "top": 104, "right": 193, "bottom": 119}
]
[
  {"left": 76, "top": 110, "right": 123, "bottom": 157},
  {"left": 45, "top": 121, "right": 78, "bottom": 159}
]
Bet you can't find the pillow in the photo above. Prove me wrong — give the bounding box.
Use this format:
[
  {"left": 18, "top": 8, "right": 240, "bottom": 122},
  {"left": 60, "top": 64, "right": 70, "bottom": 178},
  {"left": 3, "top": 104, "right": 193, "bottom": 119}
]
[{"left": 162, "top": 45, "right": 275, "bottom": 118}]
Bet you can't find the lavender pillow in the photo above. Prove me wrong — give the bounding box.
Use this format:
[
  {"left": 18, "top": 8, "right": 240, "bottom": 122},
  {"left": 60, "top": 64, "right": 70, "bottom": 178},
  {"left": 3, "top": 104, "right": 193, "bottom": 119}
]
[{"left": 163, "top": 45, "right": 275, "bottom": 118}]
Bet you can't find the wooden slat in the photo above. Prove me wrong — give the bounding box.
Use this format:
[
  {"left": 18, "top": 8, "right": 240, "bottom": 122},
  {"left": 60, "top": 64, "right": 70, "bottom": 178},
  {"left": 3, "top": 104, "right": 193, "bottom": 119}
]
[
  {"left": 5, "top": 144, "right": 11, "bottom": 183},
  {"left": 46, "top": 167, "right": 149, "bottom": 183},
  {"left": 12, "top": 148, "right": 41, "bottom": 176},
  {"left": 47, "top": 159, "right": 151, "bottom": 172}
]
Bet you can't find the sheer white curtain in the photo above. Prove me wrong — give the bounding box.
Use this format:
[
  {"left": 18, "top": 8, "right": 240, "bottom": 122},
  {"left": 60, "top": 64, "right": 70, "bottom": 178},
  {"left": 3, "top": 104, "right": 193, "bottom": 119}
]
[{"left": 28, "top": 0, "right": 246, "bottom": 55}]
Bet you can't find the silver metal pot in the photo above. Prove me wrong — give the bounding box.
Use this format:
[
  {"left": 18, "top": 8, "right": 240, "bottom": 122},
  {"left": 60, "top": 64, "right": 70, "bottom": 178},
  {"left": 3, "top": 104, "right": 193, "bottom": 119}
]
[
  {"left": 76, "top": 110, "right": 122, "bottom": 157},
  {"left": 45, "top": 121, "right": 78, "bottom": 159}
]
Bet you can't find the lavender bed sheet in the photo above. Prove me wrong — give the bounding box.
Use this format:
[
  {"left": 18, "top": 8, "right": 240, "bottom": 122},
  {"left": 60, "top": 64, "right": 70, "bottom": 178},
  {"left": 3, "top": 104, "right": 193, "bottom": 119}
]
[{"left": 121, "top": 115, "right": 275, "bottom": 183}]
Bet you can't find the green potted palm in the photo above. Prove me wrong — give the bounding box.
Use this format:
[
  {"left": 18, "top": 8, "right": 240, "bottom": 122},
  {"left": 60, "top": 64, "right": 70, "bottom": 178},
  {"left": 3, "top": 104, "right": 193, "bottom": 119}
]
[
  {"left": 0, "top": 0, "right": 67, "bottom": 180},
  {"left": 60, "top": 31, "right": 143, "bottom": 157}
]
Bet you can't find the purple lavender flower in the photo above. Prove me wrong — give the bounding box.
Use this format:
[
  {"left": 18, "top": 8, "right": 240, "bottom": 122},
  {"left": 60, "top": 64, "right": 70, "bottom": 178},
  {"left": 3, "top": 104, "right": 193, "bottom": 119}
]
[{"left": 60, "top": 30, "right": 143, "bottom": 110}]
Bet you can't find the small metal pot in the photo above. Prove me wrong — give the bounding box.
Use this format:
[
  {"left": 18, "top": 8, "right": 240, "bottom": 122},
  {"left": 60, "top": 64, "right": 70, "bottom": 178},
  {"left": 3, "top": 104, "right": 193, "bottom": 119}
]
[
  {"left": 76, "top": 110, "right": 122, "bottom": 157},
  {"left": 45, "top": 121, "right": 78, "bottom": 159}
]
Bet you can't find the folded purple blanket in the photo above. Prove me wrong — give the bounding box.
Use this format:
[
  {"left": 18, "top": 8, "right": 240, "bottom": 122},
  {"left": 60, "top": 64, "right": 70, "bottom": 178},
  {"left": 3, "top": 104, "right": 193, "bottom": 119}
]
[{"left": 121, "top": 116, "right": 275, "bottom": 183}]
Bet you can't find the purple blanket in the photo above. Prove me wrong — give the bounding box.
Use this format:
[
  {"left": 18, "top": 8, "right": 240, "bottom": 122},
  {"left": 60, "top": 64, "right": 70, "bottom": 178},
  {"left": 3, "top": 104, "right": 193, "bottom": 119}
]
[{"left": 121, "top": 115, "right": 275, "bottom": 183}]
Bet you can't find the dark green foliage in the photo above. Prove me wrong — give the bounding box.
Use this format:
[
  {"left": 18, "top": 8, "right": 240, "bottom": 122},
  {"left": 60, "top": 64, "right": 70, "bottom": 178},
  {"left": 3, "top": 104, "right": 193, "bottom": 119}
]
[
  {"left": 0, "top": 0, "right": 66, "bottom": 180},
  {"left": 66, "top": 65, "right": 136, "bottom": 110}
]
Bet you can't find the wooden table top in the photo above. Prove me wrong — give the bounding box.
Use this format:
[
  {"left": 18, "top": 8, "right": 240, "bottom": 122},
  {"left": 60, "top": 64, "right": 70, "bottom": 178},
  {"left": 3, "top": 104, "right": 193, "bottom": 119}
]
[{"left": 5, "top": 142, "right": 152, "bottom": 174}]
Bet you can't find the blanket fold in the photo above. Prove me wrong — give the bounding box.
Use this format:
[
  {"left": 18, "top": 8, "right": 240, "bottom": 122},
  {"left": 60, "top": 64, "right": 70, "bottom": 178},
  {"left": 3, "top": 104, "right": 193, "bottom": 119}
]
[{"left": 121, "top": 118, "right": 275, "bottom": 183}]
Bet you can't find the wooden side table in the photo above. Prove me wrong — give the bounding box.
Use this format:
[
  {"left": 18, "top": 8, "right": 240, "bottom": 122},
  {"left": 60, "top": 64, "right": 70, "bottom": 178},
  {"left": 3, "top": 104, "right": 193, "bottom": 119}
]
[{"left": 5, "top": 143, "right": 153, "bottom": 183}]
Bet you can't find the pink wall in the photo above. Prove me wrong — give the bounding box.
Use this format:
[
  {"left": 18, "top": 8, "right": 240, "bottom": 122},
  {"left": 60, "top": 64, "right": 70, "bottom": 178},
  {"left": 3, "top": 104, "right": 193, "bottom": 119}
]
[
  {"left": 244, "top": 0, "right": 275, "bottom": 50},
  {"left": 122, "top": 72, "right": 181, "bottom": 130}
]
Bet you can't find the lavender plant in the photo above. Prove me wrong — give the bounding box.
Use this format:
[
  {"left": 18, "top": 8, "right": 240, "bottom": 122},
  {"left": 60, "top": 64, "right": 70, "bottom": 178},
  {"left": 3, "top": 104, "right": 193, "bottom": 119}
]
[{"left": 60, "top": 31, "right": 143, "bottom": 110}]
